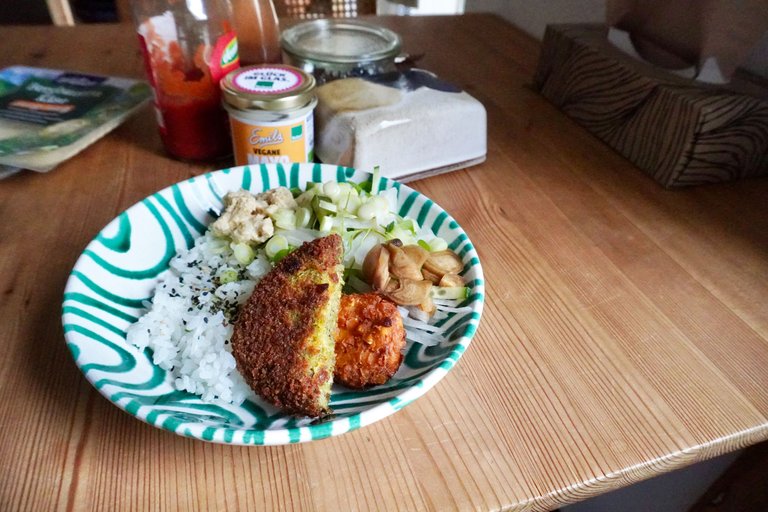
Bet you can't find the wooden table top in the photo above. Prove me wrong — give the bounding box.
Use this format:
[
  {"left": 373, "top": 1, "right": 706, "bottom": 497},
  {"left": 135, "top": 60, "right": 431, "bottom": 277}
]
[{"left": 2, "top": 14, "right": 768, "bottom": 512}]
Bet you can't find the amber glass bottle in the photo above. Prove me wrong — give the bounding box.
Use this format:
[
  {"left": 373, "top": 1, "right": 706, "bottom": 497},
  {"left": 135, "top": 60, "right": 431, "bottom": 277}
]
[{"left": 230, "top": 0, "right": 282, "bottom": 65}]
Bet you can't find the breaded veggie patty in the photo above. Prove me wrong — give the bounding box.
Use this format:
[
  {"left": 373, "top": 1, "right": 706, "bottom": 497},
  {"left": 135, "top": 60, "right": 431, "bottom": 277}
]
[
  {"left": 231, "top": 234, "right": 344, "bottom": 417},
  {"left": 335, "top": 293, "right": 406, "bottom": 389}
]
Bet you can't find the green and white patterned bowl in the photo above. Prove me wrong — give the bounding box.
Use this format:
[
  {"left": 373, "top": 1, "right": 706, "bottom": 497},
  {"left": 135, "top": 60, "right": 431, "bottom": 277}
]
[{"left": 62, "top": 163, "right": 484, "bottom": 445}]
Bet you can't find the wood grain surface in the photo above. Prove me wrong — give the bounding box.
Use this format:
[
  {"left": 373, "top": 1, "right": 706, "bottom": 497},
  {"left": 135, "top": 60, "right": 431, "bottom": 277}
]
[{"left": 1, "top": 15, "right": 767, "bottom": 512}]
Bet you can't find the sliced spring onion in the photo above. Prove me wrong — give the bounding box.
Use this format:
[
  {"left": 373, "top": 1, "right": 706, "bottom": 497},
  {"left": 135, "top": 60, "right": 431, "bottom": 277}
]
[
  {"left": 356, "top": 201, "right": 377, "bottom": 220},
  {"left": 317, "top": 199, "right": 337, "bottom": 213},
  {"left": 208, "top": 237, "right": 230, "bottom": 254},
  {"left": 370, "top": 165, "right": 382, "bottom": 194},
  {"left": 271, "top": 248, "right": 290, "bottom": 263},
  {"left": 342, "top": 194, "right": 362, "bottom": 216},
  {"left": 428, "top": 237, "right": 448, "bottom": 252},
  {"left": 246, "top": 254, "right": 272, "bottom": 278},
  {"left": 218, "top": 268, "right": 238, "bottom": 284},
  {"left": 295, "top": 206, "right": 312, "bottom": 228},
  {"left": 231, "top": 242, "right": 255, "bottom": 265},
  {"left": 312, "top": 195, "right": 337, "bottom": 216},
  {"left": 417, "top": 239, "right": 431, "bottom": 251},
  {"left": 272, "top": 209, "right": 296, "bottom": 230},
  {"left": 318, "top": 215, "right": 334, "bottom": 233},
  {"left": 323, "top": 181, "right": 341, "bottom": 201},
  {"left": 295, "top": 189, "right": 316, "bottom": 207},
  {"left": 357, "top": 197, "right": 387, "bottom": 220},
  {"left": 331, "top": 216, "right": 377, "bottom": 231},
  {"left": 265, "top": 235, "right": 288, "bottom": 259},
  {"left": 430, "top": 286, "right": 469, "bottom": 300},
  {"left": 337, "top": 182, "right": 356, "bottom": 198},
  {"left": 403, "top": 218, "right": 418, "bottom": 233}
]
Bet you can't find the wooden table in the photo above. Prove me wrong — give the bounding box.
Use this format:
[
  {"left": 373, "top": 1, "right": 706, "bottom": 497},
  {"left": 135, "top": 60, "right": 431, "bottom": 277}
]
[{"left": 2, "top": 14, "right": 767, "bottom": 511}]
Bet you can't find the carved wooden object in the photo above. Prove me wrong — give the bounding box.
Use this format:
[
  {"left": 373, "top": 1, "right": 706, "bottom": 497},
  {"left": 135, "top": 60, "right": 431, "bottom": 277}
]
[{"left": 534, "top": 24, "right": 768, "bottom": 188}]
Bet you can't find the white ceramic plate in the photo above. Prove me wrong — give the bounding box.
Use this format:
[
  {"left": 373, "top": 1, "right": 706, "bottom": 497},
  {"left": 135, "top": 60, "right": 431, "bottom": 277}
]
[{"left": 62, "top": 163, "right": 484, "bottom": 445}]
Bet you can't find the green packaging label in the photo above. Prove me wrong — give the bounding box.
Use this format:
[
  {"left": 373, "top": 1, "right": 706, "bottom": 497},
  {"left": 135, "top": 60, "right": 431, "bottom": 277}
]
[
  {"left": 0, "top": 76, "right": 118, "bottom": 126},
  {"left": 0, "top": 67, "right": 151, "bottom": 162}
]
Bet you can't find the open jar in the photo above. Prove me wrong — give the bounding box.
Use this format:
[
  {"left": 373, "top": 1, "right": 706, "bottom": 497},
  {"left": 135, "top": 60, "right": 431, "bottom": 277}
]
[{"left": 280, "top": 19, "right": 402, "bottom": 84}]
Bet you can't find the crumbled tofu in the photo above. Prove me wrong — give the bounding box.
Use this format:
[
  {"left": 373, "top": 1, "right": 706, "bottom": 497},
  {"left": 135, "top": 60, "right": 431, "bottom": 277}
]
[
  {"left": 259, "top": 186, "right": 297, "bottom": 215},
  {"left": 212, "top": 187, "right": 297, "bottom": 245}
]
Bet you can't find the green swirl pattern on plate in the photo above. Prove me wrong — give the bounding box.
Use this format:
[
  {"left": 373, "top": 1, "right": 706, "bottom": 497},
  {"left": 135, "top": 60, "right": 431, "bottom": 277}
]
[{"left": 62, "top": 163, "right": 485, "bottom": 445}]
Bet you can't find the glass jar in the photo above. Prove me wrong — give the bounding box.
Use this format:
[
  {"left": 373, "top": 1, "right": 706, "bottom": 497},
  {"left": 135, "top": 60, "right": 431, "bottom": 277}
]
[
  {"left": 280, "top": 19, "right": 402, "bottom": 84},
  {"left": 132, "top": 0, "right": 240, "bottom": 161},
  {"left": 221, "top": 65, "right": 317, "bottom": 166}
]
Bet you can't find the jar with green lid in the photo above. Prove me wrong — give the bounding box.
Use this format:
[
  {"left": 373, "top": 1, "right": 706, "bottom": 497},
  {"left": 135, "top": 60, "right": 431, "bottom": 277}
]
[{"left": 221, "top": 64, "right": 317, "bottom": 165}]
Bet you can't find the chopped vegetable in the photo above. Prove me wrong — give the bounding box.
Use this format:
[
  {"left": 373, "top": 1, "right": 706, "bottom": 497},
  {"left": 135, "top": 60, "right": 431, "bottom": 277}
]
[
  {"left": 430, "top": 286, "right": 469, "bottom": 300},
  {"left": 231, "top": 242, "right": 255, "bottom": 265},
  {"left": 265, "top": 235, "right": 288, "bottom": 259},
  {"left": 295, "top": 206, "right": 313, "bottom": 228},
  {"left": 322, "top": 181, "right": 341, "bottom": 200},
  {"left": 217, "top": 268, "right": 239, "bottom": 284},
  {"left": 428, "top": 237, "right": 448, "bottom": 252},
  {"left": 370, "top": 165, "right": 382, "bottom": 194},
  {"left": 271, "top": 209, "right": 296, "bottom": 230},
  {"left": 319, "top": 215, "right": 334, "bottom": 233}
]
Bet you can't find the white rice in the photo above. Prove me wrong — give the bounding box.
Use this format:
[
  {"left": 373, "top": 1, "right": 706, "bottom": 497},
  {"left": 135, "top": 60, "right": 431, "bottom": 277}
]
[{"left": 126, "top": 231, "right": 272, "bottom": 404}]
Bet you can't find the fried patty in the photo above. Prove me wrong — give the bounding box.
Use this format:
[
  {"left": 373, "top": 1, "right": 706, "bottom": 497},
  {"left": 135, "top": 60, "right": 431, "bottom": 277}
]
[
  {"left": 232, "top": 234, "right": 343, "bottom": 417},
  {"left": 335, "top": 293, "right": 406, "bottom": 388}
]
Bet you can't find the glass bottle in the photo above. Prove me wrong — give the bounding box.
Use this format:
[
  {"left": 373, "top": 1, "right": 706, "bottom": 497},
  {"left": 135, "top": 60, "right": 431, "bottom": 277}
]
[
  {"left": 132, "top": 0, "right": 240, "bottom": 161},
  {"left": 230, "top": 0, "right": 281, "bottom": 65}
]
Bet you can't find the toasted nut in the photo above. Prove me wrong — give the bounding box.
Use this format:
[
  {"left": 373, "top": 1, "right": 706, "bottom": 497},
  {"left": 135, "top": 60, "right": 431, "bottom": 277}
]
[
  {"left": 402, "top": 244, "right": 430, "bottom": 268},
  {"left": 382, "top": 277, "right": 433, "bottom": 306},
  {"left": 363, "top": 244, "right": 389, "bottom": 290},
  {"left": 439, "top": 273, "right": 464, "bottom": 288},
  {"left": 422, "top": 267, "right": 442, "bottom": 284},
  {"left": 385, "top": 243, "right": 424, "bottom": 281},
  {"left": 423, "top": 250, "right": 463, "bottom": 277}
]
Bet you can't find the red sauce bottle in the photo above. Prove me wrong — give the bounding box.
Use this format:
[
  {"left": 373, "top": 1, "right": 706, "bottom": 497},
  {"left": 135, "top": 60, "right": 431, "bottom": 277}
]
[{"left": 133, "top": 0, "right": 240, "bottom": 161}]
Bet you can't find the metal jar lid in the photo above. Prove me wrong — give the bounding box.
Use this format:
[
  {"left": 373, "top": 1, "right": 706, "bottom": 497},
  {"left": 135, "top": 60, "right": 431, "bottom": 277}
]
[
  {"left": 220, "top": 65, "right": 316, "bottom": 111},
  {"left": 281, "top": 19, "right": 402, "bottom": 65}
]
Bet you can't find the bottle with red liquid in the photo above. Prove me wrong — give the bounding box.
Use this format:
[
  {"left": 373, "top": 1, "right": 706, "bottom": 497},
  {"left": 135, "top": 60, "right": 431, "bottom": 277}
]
[{"left": 132, "top": 0, "right": 240, "bottom": 161}]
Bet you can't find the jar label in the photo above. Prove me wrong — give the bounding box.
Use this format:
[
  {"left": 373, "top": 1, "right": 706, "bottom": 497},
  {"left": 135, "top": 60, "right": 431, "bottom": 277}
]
[
  {"left": 229, "top": 111, "right": 314, "bottom": 165},
  {"left": 210, "top": 32, "right": 240, "bottom": 83},
  {"left": 231, "top": 66, "right": 304, "bottom": 94}
]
